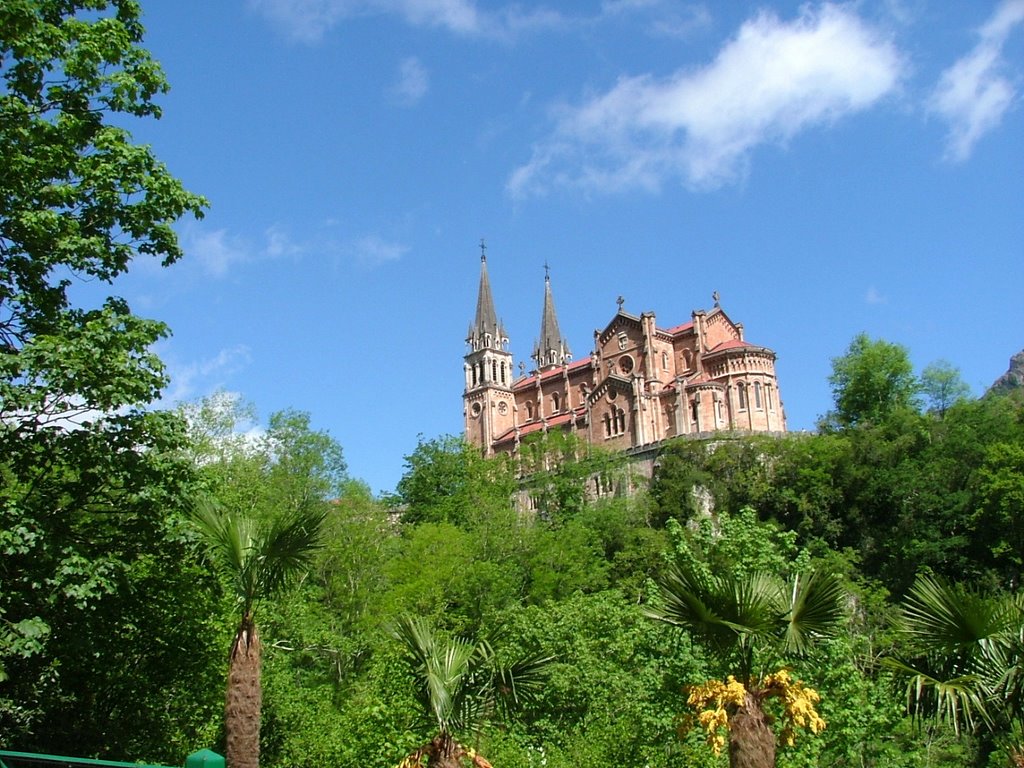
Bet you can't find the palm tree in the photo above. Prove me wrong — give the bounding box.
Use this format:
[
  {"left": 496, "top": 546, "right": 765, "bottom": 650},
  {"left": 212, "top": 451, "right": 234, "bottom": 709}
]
[
  {"left": 884, "top": 574, "right": 1024, "bottom": 765},
  {"left": 191, "top": 501, "right": 325, "bottom": 768},
  {"left": 391, "top": 616, "right": 549, "bottom": 768},
  {"left": 647, "top": 564, "right": 844, "bottom": 768}
]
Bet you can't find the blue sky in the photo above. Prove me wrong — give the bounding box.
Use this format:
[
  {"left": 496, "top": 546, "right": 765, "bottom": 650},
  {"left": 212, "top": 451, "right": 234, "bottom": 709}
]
[{"left": 87, "top": 0, "right": 1023, "bottom": 494}]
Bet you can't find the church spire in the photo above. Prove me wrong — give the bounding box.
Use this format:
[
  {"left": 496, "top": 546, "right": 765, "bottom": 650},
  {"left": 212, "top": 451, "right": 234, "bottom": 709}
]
[
  {"left": 467, "top": 239, "right": 506, "bottom": 353},
  {"left": 532, "top": 263, "right": 571, "bottom": 371}
]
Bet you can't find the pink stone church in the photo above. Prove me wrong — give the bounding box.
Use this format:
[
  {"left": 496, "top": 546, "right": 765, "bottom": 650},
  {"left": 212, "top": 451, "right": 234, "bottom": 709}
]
[{"left": 463, "top": 246, "right": 786, "bottom": 457}]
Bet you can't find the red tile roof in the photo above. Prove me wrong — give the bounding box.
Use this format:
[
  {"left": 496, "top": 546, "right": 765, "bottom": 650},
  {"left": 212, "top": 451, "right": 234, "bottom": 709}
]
[
  {"left": 663, "top": 320, "right": 695, "bottom": 335},
  {"left": 707, "top": 339, "right": 755, "bottom": 353},
  {"left": 514, "top": 358, "right": 592, "bottom": 389},
  {"left": 492, "top": 409, "right": 582, "bottom": 444}
]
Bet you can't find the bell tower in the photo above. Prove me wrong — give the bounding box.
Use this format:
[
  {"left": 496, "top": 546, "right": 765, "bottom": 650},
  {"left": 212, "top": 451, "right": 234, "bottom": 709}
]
[{"left": 464, "top": 241, "right": 515, "bottom": 454}]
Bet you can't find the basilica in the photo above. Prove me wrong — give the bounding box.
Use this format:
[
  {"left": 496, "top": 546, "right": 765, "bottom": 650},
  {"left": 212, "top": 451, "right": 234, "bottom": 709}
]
[{"left": 463, "top": 247, "right": 786, "bottom": 457}]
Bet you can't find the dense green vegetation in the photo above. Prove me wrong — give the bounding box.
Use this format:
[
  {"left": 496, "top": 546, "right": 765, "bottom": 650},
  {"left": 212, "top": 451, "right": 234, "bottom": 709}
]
[{"left": 1, "top": 4, "right": 1021, "bottom": 768}]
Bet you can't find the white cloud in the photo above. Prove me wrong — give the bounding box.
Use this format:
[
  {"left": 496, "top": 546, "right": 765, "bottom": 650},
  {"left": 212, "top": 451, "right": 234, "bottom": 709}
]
[
  {"left": 865, "top": 286, "right": 887, "bottom": 305},
  {"left": 249, "top": 0, "right": 480, "bottom": 41},
  {"left": 161, "top": 346, "right": 253, "bottom": 405},
  {"left": 249, "top": 0, "right": 578, "bottom": 41},
  {"left": 389, "top": 57, "right": 430, "bottom": 106},
  {"left": 184, "top": 227, "right": 250, "bottom": 277},
  {"left": 929, "top": 0, "right": 1024, "bottom": 162},
  {"left": 508, "top": 4, "right": 904, "bottom": 196},
  {"left": 350, "top": 234, "right": 408, "bottom": 266},
  {"left": 182, "top": 225, "right": 302, "bottom": 277}
]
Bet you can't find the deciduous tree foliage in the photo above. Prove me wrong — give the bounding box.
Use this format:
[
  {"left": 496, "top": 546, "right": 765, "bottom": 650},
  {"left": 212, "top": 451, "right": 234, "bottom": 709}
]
[
  {"left": 826, "top": 333, "right": 919, "bottom": 428},
  {"left": 0, "top": 0, "right": 213, "bottom": 758}
]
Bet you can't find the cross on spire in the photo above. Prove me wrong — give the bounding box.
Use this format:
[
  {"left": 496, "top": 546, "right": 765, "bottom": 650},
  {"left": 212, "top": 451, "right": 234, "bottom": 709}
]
[{"left": 479, "top": 238, "right": 487, "bottom": 261}]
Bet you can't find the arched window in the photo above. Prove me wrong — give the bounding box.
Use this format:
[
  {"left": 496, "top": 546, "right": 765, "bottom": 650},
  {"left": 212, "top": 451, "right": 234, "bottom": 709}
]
[
  {"left": 738, "top": 382, "right": 748, "bottom": 410},
  {"left": 754, "top": 381, "right": 762, "bottom": 409},
  {"left": 526, "top": 401, "right": 534, "bottom": 420},
  {"left": 662, "top": 351, "right": 669, "bottom": 370},
  {"left": 615, "top": 407, "right": 626, "bottom": 434},
  {"left": 603, "top": 413, "right": 611, "bottom": 437},
  {"left": 500, "top": 361, "right": 506, "bottom": 384},
  {"left": 766, "top": 384, "right": 773, "bottom": 410},
  {"left": 552, "top": 392, "right": 561, "bottom": 412}
]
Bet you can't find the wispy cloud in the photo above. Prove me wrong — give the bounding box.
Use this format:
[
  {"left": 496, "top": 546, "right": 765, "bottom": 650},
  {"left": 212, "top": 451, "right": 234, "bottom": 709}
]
[
  {"left": 865, "top": 286, "right": 887, "bottom": 305},
  {"left": 184, "top": 228, "right": 250, "bottom": 278},
  {"left": 929, "top": 0, "right": 1024, "bottom": 162},
  {"left": 600, "top": 0, "right": 711, "bottom": 39},
  {"left": 349, "top": 234, "right": 408, "bottom": 267},
  {"left": 389, "top": 57, "right": 430, "bottom": 106},
  {"left": 249, "top": 0, "right": 578, "bottom": 42},
  {"left": 249, "top": 0, "right": 480, "bottom": 41},
  {"left": 508, "top": 3, "right": 904, "bottom": 197},
  {"left": 161, "top": 346, "right": 253, "bottom": 405},
  {"left": 183, "top": 225, "right": 302, "bottom": 277}
]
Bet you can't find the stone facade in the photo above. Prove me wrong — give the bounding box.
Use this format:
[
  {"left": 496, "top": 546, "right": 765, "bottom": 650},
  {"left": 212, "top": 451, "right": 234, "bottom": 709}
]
[{"left": 463, "top": 251, "right": 786, "bottom": 457}]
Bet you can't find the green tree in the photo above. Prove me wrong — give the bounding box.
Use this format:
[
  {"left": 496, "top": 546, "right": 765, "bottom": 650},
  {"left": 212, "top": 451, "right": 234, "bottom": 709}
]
[
  {"left": 826, "top": 333, "right": 919, "bottom": 428},
  {"left": 519, "top": 430, "right": 620, "bottom": 522},
  {"left": 191, "top": 502, "right": 325, "bottom": 768},
  {"left": 920, "top": 360, "right": 972, "bottom": 417},
  {"left": 649, "top": 507, "right": 844, "bottom": 768},
  {"left": 0, "top": 0, "right": 211, "bottom": 757},
  {"left": 648, "top": 566, "right": 844, "bottom": 768},
  {"left": 394, "top": 435, "right": 515, "bottom": 527},
  {"left": 391, "top": 616, "right": 549, "bottom": 768}
]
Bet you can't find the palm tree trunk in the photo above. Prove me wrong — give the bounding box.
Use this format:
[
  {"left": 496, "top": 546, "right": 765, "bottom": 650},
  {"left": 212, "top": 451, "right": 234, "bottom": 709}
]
[
  {"left": 729, "top": 691, "right": 776, "bottom": 768},
  {"left": 427, "top": 733, "right": 464, "bottom": 768},
  {"left": 226, "top": 617, "right": 262, "bottom": 768}
]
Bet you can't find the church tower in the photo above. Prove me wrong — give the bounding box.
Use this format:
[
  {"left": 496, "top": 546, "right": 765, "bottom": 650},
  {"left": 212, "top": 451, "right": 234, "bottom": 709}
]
[
  {"left": 464, "top": 242, "right": 515, "bottom": 454},
  {"left": 531, "top": 265, "right": 572, "bottom": 372}
]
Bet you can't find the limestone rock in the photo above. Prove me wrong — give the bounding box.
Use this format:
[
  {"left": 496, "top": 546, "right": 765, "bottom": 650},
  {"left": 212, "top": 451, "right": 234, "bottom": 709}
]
[{"left": 989, "top": 349, "right": 1024, "bottom": 393}]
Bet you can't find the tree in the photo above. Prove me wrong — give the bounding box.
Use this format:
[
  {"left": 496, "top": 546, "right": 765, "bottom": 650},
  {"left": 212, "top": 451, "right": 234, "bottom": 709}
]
[
  {"left": 191, "top": 502, "right": 325, "bottom": 768},
  {"left": 648, "top": 509, "right": 844, "bottom": 768},
  {"left": 391, "top": 615, "right": 549, "bottom": 768},
  {"left": 648, "top": 566, "right": 843, "bottom": 768},
  {"left": 884, "top": 575, "right": 1024, "bottom": 765},
  {"left": 826, "top": 333, "right": 919, "bottom": 427},
  {"left": 921, "top": 360, "right": 972, "bottom": 417},
  {"left": 0, "top": 1, "right": 210, "bottom": 756},
  {"left": 394, "top": 435, "right": 516, "bottom": 527}
]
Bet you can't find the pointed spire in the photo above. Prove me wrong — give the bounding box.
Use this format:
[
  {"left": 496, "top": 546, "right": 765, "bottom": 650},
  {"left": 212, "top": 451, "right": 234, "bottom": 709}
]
[
  {"left": 467, "top": 239, "right": 506, "bottom": 352},
  {"left": 532, "top": 263, "right": 572, "bottom": 371}
]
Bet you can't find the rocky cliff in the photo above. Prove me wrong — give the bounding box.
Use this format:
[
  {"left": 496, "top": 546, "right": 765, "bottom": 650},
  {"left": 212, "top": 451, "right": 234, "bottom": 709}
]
[{"left": 989, "top": 349, "right": 1024, "bottom": 393}]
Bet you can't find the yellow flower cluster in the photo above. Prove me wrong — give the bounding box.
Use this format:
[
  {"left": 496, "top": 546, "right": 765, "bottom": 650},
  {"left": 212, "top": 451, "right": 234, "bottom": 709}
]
[
  {"left": 762, "top": 669, "right": 827, "bottom": 747},
  {"left": 685, "top": 675, "right": 748, "bottom": 755},
  {"left": 683, "top": 670, "right": 826, "bottom": 754}
]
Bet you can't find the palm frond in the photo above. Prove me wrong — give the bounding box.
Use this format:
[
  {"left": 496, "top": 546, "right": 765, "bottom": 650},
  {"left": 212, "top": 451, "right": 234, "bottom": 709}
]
[
  {"left": 727, "top": 571, "right": 783, "bottom": 638},
  {"left": 646, "top": 564, "right": 738, "bottom": 653},
  {"left": 900, "top": 575, "right": 1004, "bottom": 654},
  {"left": 883, "top": 656, "right": 991, "bottom": 735},
  {"left": 257, "top": 505, "right": 326, "bottom": 595},
  {"left": 392, "top": 615, "right": 552, "bottom": 742},
  {"left": 190, "top": 500, "right": 323, "bottom": 617},
  {"left": 782, "top": 570, "right": 845, "bottom": 656}
]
